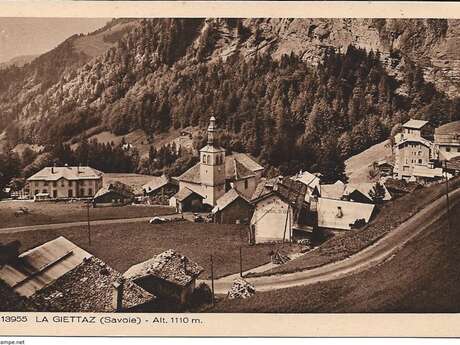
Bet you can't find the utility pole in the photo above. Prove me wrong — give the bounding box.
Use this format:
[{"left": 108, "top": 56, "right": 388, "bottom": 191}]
[
  {"left": 444, "top": 160, "right": 451, "bottom": 232},
  {"left": 239, "top": 246, "right": 243, "bottom": 278},
  {"left": 87, "top": 201, "right": 92, "bottom": 247},
  {"left": 210, "top": 254, "right": 215, "bottom": 306}
]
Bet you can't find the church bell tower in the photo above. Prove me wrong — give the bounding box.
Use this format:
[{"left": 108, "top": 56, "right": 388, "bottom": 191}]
[{"left": 199, "top": 116, "right": 226, "bottom": 206}]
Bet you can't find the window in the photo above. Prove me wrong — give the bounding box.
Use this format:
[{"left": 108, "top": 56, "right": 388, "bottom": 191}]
[
  {"left": 446, "top": 147, "right": 451, "bottom": 152},
  {"left": 68, "top": 181, "right": 72, "bottom": 187},
  {"left": 203, "top": 155, "right": 207, "bottom": 164},
  {"left": 88, "top": 188, "right": 93, "bottom": 196},
  {"left": 68, "top": 190, "right": 73, "bottom": 198},
  {"left": 418, "top": 159, "right": 422, "bottom": 164},
  {"left": 81, "top": 180, "right": 85, "bottom": 186},
  {"left": 44, "top": 181, "right": 49, "bottom": 186},
  {"left": 53, "top": 181, "right": 57, "bottom": 187},
  {"left": 80, "top": 189, "right": 85, "bottom": 196},
  {"left": 457, "top": 147, "right": 460, "bottom": 153},
  {"left": 34, "top": 181, "right": 39, "bottom": 187},
  {"left": 35, "top": 190, "right": 39, "bottom": 195},
  {"left": 244, "top": 179, "right": 248, "bottom": 189},
  {"left": 61, "top": 180, "right": 65, "bottom": 187},
  {"left": 42, "top": 189, "right": 47, "bottom": 194},
  {"left": 53, "top": 190, "right": 57, "bottom": 198}
]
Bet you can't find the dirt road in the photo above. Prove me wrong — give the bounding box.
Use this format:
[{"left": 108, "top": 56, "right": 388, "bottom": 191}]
[{"left": 199, "top": 186, "right": 460, "bottom": 294}]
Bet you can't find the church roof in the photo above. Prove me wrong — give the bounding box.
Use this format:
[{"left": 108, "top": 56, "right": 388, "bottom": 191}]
[
  {"left": 176, "top": 164, "right": 201, "bottom": 184},
  {"left": 176, "top": 152, "right": 264, "bottom": 184},
  {"left": 199, "top": 145, "right": 225, "bottom": 153}
]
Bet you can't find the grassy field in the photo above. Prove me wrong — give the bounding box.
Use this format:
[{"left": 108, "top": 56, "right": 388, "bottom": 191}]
[
  {"left": 211, "top": 201, "right": 460, "bottom": 312},
  {"left": 0, "top": 201, "right": 174, "bottom": 228},
  {"left": 0, "top": 221, "right": 296, "bottom": 279},
  {"left": 103, "top": 173, "right": 154, "bottom": 195},
  {"left": 248, "top": 177, "right": 460, "bottom": 277},
  {"left": 345, "top": 140, "right": 392, "bottom": 183}
]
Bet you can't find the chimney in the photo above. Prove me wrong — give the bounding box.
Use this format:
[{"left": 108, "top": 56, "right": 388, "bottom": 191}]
[
  {"left": 0, "top": 241, "right": 21, "bottom": 265},
  {"left": 112, "top": 278, "right": 124, "bottom": 312}
]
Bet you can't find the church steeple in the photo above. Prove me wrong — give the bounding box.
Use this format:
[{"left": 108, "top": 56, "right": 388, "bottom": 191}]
[
  {"left": 207, "top": 116, "right": 216, "bottom": 146},
  {"left": 199, "top": 116, "right": 226, "bottom": 206}
]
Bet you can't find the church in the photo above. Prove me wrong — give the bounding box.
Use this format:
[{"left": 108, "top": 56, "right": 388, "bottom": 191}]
[{"left": 171, "top": 117, "right": 264, "bottom": 211}]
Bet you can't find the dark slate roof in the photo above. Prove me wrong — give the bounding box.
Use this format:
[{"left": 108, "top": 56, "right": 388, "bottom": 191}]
[
  {"left": 123, "top": 250, "right": 203, "bottom": 287},
  {"left": 28, "top": 257, "right": 154, "bottom": 312}
]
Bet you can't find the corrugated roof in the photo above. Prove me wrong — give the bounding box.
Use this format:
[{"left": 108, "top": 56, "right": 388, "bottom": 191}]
[
  {"left": 27, "top": 166, "right": 103, "bottom": 181},
  {"left": 123, "top": 249, "right": 203, "bottom": 287},
  {"left": 317, "top": 198, "right": 375, "bottom": 230},
  {"left": 0, "top": 237, "right": 92, "bottom": 297},
  {"left": 403, "top": 119, "right": 429, "bottom": 129}
]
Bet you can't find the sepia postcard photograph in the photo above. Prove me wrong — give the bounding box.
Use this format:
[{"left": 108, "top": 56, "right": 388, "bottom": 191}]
[{"left": 0, "top": 0, "right": 460, "bottom": 338}]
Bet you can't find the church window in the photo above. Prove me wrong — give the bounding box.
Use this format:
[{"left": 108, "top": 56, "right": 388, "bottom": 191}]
[
  {"left": 244, "top": 179, "right": 248, "bottom": 189},
  {"left": 203, "top": 155, "right": 207, "bottom": 164}
]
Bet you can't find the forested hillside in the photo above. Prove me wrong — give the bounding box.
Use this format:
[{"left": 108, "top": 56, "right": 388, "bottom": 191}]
[{"left": 1, "top": 18, "right": 460, "bottom": 188}]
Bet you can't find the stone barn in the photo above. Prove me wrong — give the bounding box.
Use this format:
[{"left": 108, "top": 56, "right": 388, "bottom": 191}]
[{"left": 123, "top": 250, "right": 203, "bottom": 306}]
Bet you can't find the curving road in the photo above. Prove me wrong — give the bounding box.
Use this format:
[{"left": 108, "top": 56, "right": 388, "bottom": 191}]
[{"left": 199, "top": 186, "right": 460, "bottom": 294}]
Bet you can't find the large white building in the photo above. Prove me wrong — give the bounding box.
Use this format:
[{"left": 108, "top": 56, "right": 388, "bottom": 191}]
[
  {"left": 393, "top": 119, "right": 435, "bottom": 180},
  {"left": 25, "top": 165, "right": 103, "bottom": 199},
  {"left": 173, "top": 117, "right": 264, "bottom": 208}
]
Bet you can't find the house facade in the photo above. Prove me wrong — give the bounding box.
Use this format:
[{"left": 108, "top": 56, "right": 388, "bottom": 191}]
[
  {"left": 393, "top": 120, "right": 434, "bottom": 180},
  {"left": 212, "top": 188, "right": 253, "bottom": 224},
  {"left": 434, "top": 120, "right": 460, "bottom": 161},
  {"left": 173, "top": 117, "right": 264, "bottom": 208},
  {"left": 25, "top": 165, "right": 103, "bottom": 199}
]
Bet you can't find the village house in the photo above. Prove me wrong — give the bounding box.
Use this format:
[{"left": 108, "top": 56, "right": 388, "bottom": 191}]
[
  {"left": 93, "top": 181, "right": 135, "bottom": 205},
  {"left": 434, "top": 120, "right": 460, "bottom": 161},
  {"left": 316, "top": 197, "right": 376, "bottom": 231},
  {"left": 123, "top": 249, "right": 203, "bottom": 306},
  {"left": 393, "top": 119, "right": 435, "bottom": 180},
  {"left": 170, "top": 187, "right": 205, "bottom": 213},
  {"left": 292, "top": 170, "right": 321, "bottom": 202},
  {"left": 375, "top": 160, "right": 394, "bottom": 177},
  {"left": 25, "top": 165, "right": 103, "bottom": 199},
  {"left": 249, "top": 177, "right": 308, "bottom": 244},
  {"left": 343, "top": 182, "right": 392, "bottom": 203},
  {"left": 0, "top": 237, "right": 154, "bottom": 312},
  {"left": 173, "top": 117, "right": 264, "bottom": 209},
  {"left": 409, "top": 166, "right": 446, "bottom": 185},
  {"left": 211, "top": 187, "right": 253, "bottom": 224},
  {"left": 142, "top": 174, "right": 178, "bottom": 205}
]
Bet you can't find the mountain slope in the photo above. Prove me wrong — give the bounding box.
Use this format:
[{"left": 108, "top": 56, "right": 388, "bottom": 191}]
[{"left": 2, "top": 18, "right": 460, "bottom": 179}]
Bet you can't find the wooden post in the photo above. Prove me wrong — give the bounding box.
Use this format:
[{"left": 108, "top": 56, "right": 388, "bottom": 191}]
[
  {"left": 87, "top": 201, "right": 91, "bottom": 247},
  {"left": 239, "top": 246, "right": 243, "bottom": 278},
  {"left": 210, "top": 254, "right": 215, "bottom": 306},
  {"left": 445, "top": 160, "right": 451, "bottom": 232}
]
